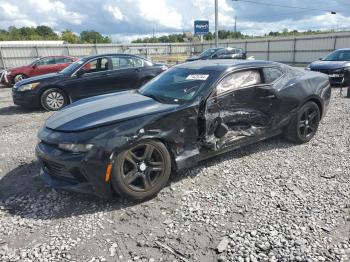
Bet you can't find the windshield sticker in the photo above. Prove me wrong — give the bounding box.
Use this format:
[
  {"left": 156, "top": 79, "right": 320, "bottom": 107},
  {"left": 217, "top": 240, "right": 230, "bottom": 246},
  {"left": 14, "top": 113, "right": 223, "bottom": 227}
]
[{"left": 186, "top": 74, "right": 209, "bottom": 81}]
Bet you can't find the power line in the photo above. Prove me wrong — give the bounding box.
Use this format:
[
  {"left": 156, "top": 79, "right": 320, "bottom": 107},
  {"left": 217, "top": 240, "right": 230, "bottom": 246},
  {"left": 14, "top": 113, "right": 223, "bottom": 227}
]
[{"left": 232, "top": 0, "right": 337, "bottom": 13}]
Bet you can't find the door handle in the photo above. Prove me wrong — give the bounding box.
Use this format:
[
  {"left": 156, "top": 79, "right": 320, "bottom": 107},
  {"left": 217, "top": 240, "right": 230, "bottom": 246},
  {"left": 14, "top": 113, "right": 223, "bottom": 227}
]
[{"left": 259, "top": 94, "right": 277, "bottom": 99}]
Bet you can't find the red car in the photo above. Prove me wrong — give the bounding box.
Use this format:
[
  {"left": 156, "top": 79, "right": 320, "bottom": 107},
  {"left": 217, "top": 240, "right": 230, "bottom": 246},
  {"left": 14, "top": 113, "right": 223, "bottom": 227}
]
[{"left": 2, "top": 55, "right": 78, "bottom": 85}]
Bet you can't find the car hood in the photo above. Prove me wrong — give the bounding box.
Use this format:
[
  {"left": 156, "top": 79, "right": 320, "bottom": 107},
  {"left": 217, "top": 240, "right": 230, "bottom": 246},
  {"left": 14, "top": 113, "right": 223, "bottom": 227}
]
[
  {"left": 45, "top": 91, "right": 179, "bottom": 132},
  {"left": 8, "top": 66, "right": 29, "bottom": 73},
  {"left": 16, "top": 72, "right": 65, "bottom": 85},
  {"left": 309, "top": 60, "right": 350, "bottom": 70},
  {"left": 186, "top": 55, "right": 207, "bottom": 62}
]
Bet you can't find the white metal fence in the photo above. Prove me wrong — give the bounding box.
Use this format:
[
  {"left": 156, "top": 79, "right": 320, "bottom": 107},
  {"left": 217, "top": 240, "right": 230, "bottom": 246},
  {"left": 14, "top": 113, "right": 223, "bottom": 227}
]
[{"left": 1, "top": 32, "right": 350, "bottom": 69}]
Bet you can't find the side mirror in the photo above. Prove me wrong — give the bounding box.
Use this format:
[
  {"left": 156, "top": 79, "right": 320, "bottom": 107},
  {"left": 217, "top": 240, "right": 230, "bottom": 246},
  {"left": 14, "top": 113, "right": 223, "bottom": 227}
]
[
  {"left": 76, "top": 68, "right": 86, "bottom": 77},
  {"left": 32, "top": 64, "right": 38, "bottom": 69},
  {"left": 318, "top": 57, "right": 323, "bottom": 60},
  {"left": 212, "top": 54, "right": 218, "bottom": 59}
]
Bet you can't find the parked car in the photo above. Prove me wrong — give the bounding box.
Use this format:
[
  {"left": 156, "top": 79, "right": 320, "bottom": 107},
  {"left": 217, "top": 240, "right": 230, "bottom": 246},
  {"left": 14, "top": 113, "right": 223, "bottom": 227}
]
[
  {"left": 186, "top": 47, "right": 246, "bottom": 62},
  {"left": 306, "top": 48, "right": 350, "bottom": 86},
  {"left": 12, "top": 54, "right": 168, "bottom": 111},
  {"left": 2, "top": 56, "right": 78, "bottom": 85},
  {"left": 35, "top": 59, "right": 331, "bottom": 201}
]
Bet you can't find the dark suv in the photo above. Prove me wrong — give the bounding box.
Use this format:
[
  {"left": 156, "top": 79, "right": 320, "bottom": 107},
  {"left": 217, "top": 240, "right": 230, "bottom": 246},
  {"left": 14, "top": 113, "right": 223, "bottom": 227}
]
[
  {"left": 186, "top": 47, "right": 246, "bottom": 62},
  {"left": 12, "top": 54, "right": 168, "bottom": 111}
]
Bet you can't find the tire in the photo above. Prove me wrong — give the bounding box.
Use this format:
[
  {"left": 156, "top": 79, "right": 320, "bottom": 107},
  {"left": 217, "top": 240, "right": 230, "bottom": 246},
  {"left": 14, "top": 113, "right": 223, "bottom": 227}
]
[
  {"left": 13, "top": 74, "right": 26, "bottom": 84},
  {"left": 40, "top": 88, "right": 68, "bottom": 111},
  {"left": 111, "top": 140, "right": 171, "bottom": 202},
  {"left": 284, "top": 101, "right": 321, "bottom": 144}
]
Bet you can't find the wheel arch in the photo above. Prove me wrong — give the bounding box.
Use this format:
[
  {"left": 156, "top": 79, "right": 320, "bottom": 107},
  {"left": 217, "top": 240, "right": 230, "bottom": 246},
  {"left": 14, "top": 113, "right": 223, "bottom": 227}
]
[
  {"left": 39, "top": 86, "right": 71, "bottom": 105},
  {"left": 301, "top": 96, "right": 323, "bottom": 118}
]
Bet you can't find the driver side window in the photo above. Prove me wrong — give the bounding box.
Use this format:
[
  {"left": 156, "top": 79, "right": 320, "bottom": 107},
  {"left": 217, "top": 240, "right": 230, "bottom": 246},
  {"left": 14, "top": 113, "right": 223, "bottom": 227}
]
[
  {"left": 217, "top": 69, "right": 261, "bottom": 95},
  {"left": 36, "top": 57, "right": 56, "bottom": 66},
  {"left": 82, "top": 58, "right": 109, "bottom": 74}
]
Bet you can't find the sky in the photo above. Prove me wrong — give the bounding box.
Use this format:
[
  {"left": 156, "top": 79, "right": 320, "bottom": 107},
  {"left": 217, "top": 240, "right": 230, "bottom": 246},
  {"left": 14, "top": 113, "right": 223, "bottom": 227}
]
[{"left": 1, "top": 0, "right": 350, "bottom": 42}]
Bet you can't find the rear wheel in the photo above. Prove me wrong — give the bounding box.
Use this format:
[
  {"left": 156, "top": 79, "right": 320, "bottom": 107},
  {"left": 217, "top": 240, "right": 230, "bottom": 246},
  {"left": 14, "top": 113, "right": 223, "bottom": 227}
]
[
  {"left": 284, "top": 101, "right": 320, "bottom": 144},
  {"left": 13, "top": 74, "right": 26, "bottom": 84},
  {"left": 40, "top": 88, "right": 68, "bottom": 111},
  {"left": 111, "top": 140, "right": 171, "bottom": 202}
]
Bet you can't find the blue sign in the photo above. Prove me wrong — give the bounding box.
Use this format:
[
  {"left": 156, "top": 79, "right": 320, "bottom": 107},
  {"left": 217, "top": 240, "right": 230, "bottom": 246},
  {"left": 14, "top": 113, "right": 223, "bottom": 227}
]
[{"left": 194, "top": 20, "right": 209, "bottom": 35}]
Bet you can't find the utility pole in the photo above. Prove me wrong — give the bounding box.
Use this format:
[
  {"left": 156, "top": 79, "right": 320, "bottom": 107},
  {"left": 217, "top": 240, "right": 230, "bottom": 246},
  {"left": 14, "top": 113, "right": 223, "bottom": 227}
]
[
  {"left": 215, "top": 0, "right": 218, "bottom": 47},
  {"left": 234, "top": 16, "right": 237, "bottom": 37}
]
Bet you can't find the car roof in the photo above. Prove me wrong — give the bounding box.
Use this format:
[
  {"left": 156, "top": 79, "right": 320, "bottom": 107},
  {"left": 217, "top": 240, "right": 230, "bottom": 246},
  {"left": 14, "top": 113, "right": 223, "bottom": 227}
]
[
  {"left": 80, "top": 53, "right": 147, "bottom": 61},
  {"left": 175, "top": 59, "right": 279, "bottom": 71}
]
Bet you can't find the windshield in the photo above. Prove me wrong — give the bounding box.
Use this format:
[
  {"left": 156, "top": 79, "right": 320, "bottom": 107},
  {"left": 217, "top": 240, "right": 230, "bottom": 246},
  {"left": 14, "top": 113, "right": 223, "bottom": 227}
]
[
  {"left": 322, "top": 50, "right": 350, "bottom": 61},
  {"left": 139, "top": 67, "right": 217, "bottom": 103},
  {"left": 29, "top": 58, "right": 40, "bottom": 66},
  {"left": 199, "top": 48, "right": 220, "bottom": 58},
  {"left": 59, "top": 59, "right": 86, "bottom": 74}
]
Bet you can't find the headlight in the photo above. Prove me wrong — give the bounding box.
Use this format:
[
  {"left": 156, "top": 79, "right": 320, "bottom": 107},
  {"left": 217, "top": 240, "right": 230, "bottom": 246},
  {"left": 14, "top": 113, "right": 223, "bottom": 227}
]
[
  {"left": 305, "top": 66, "right": 311, "bottom": 70},
  {"left": 17, "top": 82, "right": 40, "bottom": 92},
  {"left": 58, "top": 143, "right": 94, "bottom": 153}
]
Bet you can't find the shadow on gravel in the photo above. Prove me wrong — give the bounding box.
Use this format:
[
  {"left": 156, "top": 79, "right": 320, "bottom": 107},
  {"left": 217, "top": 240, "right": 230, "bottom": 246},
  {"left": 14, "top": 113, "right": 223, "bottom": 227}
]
[
  {"left": 0, "top": 137, "right": 295, "bottom": 221},
  {"left": 0, "top": 105, "right": 44, "bottom": 116},
  {"left": 0, "top": 161, "right": 137, "bottom": 221},
  {"left": 172, "top": 136, "right": 296, "bottom": 183}
]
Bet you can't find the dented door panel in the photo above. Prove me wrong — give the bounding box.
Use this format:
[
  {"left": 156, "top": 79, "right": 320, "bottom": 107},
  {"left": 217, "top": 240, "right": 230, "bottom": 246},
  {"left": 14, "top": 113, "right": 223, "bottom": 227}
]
[{"left": 204, "top": 84, "right": 280, "bottom": 150}]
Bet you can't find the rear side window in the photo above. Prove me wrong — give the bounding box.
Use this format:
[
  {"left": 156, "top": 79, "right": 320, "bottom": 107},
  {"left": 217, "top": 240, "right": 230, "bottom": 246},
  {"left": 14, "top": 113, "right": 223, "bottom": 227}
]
[
  {"left": 111, "top": 57, "right": 144, "bottom": 69},
  {"left": 55, "top": 57, "right": 72, "bottom": 64},
  {"left": 36, "top": 57, "right": 56, "bottom": 66},
  {"left": 217, "top": 69, "right": 261, "bottom": 95},
  {"left": 263, "top": 67, "right": 283, "bottom": 84}
]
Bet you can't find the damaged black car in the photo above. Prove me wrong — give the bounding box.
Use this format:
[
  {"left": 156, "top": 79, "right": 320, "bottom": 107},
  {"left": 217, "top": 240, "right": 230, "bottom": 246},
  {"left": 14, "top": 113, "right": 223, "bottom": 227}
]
[{"left": 36, "top": 60, "right": 331, "bottom": 201}]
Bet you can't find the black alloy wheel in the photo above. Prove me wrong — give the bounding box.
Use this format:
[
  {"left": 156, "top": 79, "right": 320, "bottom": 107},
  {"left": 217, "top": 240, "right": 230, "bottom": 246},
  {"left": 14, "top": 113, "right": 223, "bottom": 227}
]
[
  {"left": 298, "top": 107, "right": 319, "bottom": 139},
  {"left": 284, "top": 101, "right": 320, "bottom": 144},
  {"left": 111, "top": 140, "right": 171, "bottom": 201}
]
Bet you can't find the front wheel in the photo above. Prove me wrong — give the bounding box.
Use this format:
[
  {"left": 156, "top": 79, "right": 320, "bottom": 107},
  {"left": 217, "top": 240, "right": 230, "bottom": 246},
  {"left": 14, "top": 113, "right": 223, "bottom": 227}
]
[
  {"left": 40, "top": 88, "right": 68, "bottom": 111},
  {"left": 13, "top": 74, "right": 26, "bottom": 84},
  {"left": 111, "top": 140, "right": 171, "bottom": 202},
  {"left": 284, "top": 101, "right": 321, "bottom": 144}
]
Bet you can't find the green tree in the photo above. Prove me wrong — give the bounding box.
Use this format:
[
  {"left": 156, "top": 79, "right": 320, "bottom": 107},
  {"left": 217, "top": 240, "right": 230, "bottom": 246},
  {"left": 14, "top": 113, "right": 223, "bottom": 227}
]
[
  {"left": 80, "top": 30, "right": 111, "bottom": 44},
  {"left": 61, "top": 29, "right": 80, "bottom": 43}
]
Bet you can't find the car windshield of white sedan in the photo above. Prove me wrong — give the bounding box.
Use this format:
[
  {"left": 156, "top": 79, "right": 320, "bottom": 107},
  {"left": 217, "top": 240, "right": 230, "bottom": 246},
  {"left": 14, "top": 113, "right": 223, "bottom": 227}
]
[
  {"left": 139, "top": 68, "right": 215, "bottom": 103},
  {"left": 323, "top": 50, "right": 350, "bottom": 61}
]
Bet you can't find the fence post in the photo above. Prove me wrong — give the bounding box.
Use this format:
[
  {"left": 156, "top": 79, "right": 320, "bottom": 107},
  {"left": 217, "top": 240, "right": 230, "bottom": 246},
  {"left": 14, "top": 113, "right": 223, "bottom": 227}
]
[
  {"left": 0, "top": 46, "right": 5, "bottom": 69},
  {"left": 94, "top": 44, "right": 98, "bottom": 54},
  {"left": 267, "top": 39, "right": 270, "bottom": 61},
  {"left": 66, "top": 45, "right": 70, "bottom": 56},
  {"left": 292, "top": 38, "right": 297, "bottom": 65},
  {"left": 244, "top": 41, "right": 248, "bottom": 55},
  {"left": 35, "top": 45, "right": 39, "bottom": 58},
  {"left": 333, "top": 36, "right": 337, "bottom": 50}
]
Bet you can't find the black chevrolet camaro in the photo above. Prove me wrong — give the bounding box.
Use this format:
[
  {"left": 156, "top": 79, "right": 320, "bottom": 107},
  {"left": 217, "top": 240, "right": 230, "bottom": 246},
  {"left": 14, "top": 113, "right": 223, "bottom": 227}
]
[
  {"left": 36, "top": 60, "right": 331, "bottom": 201},
  {"left": 12, "top": 54, "right": 167, "bottom": 111}
]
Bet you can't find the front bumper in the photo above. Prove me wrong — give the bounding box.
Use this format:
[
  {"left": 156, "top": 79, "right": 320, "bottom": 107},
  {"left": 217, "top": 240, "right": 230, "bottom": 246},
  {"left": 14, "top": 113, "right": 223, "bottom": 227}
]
[
  {"left": 12, "top": 89, "right": 41, "bottom": 107},
  {"left": 310, "top": 69, "right": 349, "bottom": 86},
  {"left": 0, "top": 70, "right": 12, "bottom": 86},
  {"left": 35, "top": 142, "right": 114, "bottom": 199}
]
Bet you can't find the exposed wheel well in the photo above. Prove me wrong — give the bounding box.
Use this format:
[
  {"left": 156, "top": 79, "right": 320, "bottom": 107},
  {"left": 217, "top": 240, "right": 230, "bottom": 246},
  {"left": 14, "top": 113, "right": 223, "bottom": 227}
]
[{"left": 305, "top": 98, "right": 323, "bottom": 118}]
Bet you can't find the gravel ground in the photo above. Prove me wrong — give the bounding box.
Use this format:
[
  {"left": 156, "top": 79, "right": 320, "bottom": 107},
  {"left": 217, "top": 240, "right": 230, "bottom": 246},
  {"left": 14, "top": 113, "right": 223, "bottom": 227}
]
[{"left": 0, "top": 86, "right": 349, "bottom": 262}]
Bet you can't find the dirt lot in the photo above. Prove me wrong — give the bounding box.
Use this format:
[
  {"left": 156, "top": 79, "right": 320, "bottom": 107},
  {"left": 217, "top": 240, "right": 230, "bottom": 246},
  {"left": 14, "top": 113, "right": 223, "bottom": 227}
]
[{"left": 0, "top": 86, "right": 349, "bottom": 262}]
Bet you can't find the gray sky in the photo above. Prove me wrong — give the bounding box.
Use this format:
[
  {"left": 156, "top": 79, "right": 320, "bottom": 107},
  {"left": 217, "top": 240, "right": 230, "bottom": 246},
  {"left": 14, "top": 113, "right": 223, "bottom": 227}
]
[{"left": 1, "top": 0, "right": 350, "bottom": 42}]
